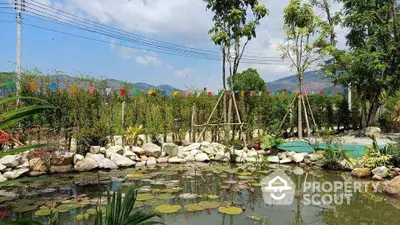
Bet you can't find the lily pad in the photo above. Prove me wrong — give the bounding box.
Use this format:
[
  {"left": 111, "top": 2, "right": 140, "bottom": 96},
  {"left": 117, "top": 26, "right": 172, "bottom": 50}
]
[
  {"left": 155, "top": 204, "right": 182, "bottom": 214},
  {"left": 134, "top": 201, "right": 144, "bottom": 208},
  {"left": 178, "top": 193, "right": 198, "bottom": 200},
  {"left": 246, "top": 212, "right": 268, "bottom": 223},
  {"left": 144, "top": 199, "right": 166, "bottom": 206},
  {"left": 218, "top": 206, "right": 243, "bottom": 215},
  {"left": 34, "top": 209, "right": 51, "bottom": 216},
  {"left": 223, "top": 180, "right": 238, "bottom": 184},
  {"left": 86, "top": 208, "right": 97, "bottom": 215},
  {"left": 136, "top": 193, "right": 154, "bottom": 201},
  {"left": 13, "top": 205, "right": 37, "bottom": 213},
  {"left": 76, "top": 213, "right": 89, "bottom": 221},
  {"left": 207, "top": 195, "right": 219, "bottom": 199},
  {"left": 199, "top": 201, "right": 220, "bottom": 209},
  {"left": 250, "top": 182, "right": 261, "bottom": 187},
  {"left": 162, "top": 187, "right": 183, "bottom": 193},
  {"left": 184, "top": 203, "right": 205, "bottom": 212},
  {"left": 127, "top": 173, "right": 144, "bottom": 179},
  {"left": 56, "top": 203, "right": 81, "bottom": 213},
  {"left": 156, "top": 194, "right": 175, "bottom": 200}
]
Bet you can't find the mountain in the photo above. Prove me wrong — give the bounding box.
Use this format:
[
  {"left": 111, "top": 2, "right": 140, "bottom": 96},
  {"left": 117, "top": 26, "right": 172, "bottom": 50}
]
[
  {"left": 0, "top": 72, "right": 181, "bottom": 92},
  {"left": 267, "top": 71, "right": 344, "bottom": 93}
]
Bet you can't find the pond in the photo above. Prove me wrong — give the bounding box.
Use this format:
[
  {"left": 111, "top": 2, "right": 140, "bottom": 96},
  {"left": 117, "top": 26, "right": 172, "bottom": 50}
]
[{"left": 0, "top": 163, "right": 399, "bottom": 225}]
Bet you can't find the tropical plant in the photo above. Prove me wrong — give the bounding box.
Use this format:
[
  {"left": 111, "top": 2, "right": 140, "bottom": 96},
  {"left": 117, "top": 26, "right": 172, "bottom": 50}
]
[
  {"left": 260, "top": 134, "right": 284, "bottom": 151},
  {"left": 357, "top": 135, "right": 392, "bottom": 168},
  {"left": 123, "top": 125, "right": 144, "bottom": 146},
  {"left": 320, "top": 136, "right": 352, "bottom": 169}
]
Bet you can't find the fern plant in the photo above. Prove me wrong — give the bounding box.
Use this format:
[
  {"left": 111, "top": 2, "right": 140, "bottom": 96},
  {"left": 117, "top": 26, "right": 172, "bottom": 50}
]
[{"left": 123, "top": 125, "right": 144, "bottom": 146}]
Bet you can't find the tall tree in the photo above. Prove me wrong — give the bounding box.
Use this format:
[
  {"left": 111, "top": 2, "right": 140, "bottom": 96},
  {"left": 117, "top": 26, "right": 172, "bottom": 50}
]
[
  {"left": 279, "top": 0, "right": 331, "bottom": 138},
  {"left": 229, "top": 68, "right": 267, "bottom": 91},
  {"left": 325, "top": 0, "right": 400, "bottom": 128}
]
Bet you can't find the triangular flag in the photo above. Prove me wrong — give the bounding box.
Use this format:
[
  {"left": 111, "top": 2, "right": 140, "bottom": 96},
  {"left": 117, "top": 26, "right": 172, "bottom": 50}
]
[
  {"left": 7, "top": 82, "right": 14, "bottom": 89},
  {"left": 173, "top": 91, "right": 179, "bottom": 97},
  {"left": 184, "top": 91, "right": 190, "bottom": 97},
  {"left": 134, "top": 89, "right": 140, "bottom": 96},
  {"left": 50, "top": 83, "right": 57, "bottom": 91},
  {"left": 148, "top": 89, "right": 154, "bottom": 95},
  {"left": 162, "top": 90, "right": 167, "bottom": 96},
  {"left": 288, "top": 91, "right": 292, "bottom": 95},
  {"left": 320, "top": 90, "right": 324, "bottom": 95},
  {"left": 120, "top": 88, "right": 126, "bottom": 96},
  {"left": 71, "top": 85, "right": 77, "bottom": 94},
  {"left": 217, "top": 90, "right": 222, "bottom": 97},
  {"left": 207, "top": 91, "right": 213, "bottom": 97},
  {"left": 249, "top": 91, "right": 254, "bottom": 97},
  {"left": 197, "top": 92, "right": 202, "bottom": 97},
  {"left": 89, "top": 86, "right": 95, "bottom": 94},
  {"left": 106, "top": 88, "right": 112, "bottom": 96},
  {"left": 29, "top": 82, "right": 36, "bottom": 92}
]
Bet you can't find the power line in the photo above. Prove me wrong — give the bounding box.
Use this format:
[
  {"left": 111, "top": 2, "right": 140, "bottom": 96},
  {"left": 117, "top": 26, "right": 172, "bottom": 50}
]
[{"left": 24, "top": 0, "right": 287, "bottom": 61}]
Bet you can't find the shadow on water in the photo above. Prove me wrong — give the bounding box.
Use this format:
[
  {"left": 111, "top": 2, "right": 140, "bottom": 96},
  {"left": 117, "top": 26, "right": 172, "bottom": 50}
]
[{"left": 0, "top": 163, "right": 398, "bottom": 225}]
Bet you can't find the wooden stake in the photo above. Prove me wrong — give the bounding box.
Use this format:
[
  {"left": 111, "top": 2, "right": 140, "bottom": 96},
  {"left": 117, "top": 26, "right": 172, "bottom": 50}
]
[
  {"left": 231, "top": 91, "right": 247, "bottom": 146},
  {"left": 304, "top": 92, "right": 317, "bottom": 129},
  {"left": 190, "top": 103, "right": 195, "bottom": 142},
  {"left": 301, "top": 94, "right": 311, "bottom": 136},
  {"left": 278, "top": 95, "right": 297, "bottom": 131}
]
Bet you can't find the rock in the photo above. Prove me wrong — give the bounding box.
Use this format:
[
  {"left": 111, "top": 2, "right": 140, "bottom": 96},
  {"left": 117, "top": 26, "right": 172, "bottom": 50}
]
[
  {"left": 110, "top": 153, "right": 135, "bottom": 167},
  {"left": 247, "top": 150, "right": 258, "bottom": 158},
  {"left": 280, "top": 158, "right": 292, "bottom": 164},
  {"left": 0, "top": 155, "right": 22, "bottom": 168},
  {"left": 147, "top": 157, "right": 157, "bottom": 165},
  {"left": 123, "top": 150, "right": 135, "bottom": 158},
  {"left": 214, "top": 152, "right": 225, "bottom": 161},
  {"left": 267, "top": 156, "right": 280, "bottom": 163},
  {"left": 383, "top": 176, "right": 400, "bottom": 196},
  {"left": 394, "top": 168, "right": 400, "bottom": 175},
  {"left": 184, "top": 155, "right": 195, "bottom": 162},
  {"left": 29, "top": 158, "right": 47, "bottom": 172},
  {"left": 157, "top": 157, "right": 169, "bottom": 164},
  {"left": 98, "top": 158, "right": 118, "bottom": 170},
  {"left": 142, "top": 143, "right": 162, "bottom": 157},
  {"left": 305, "top": 154, "right": 323, "bottom": 162},
  {"left": 191, "top": 149, "right": 199, "bottom": 156},
  {"left": 106, "top": 146, "right": 124, "bottom": 158},
  {"left": 351, "top": 168, "right": 372, "bottom": 178},
  {"left": 372, "top": 175, "right": 384, "bottom": 181},
  {"left": 195, "top": 153, "right": 210, "bottom": 162},
  {"left": 372, "top": 166, "right": 389, "bottom": 178},
  {"left": 339, "top": 159, "right": 354, "bottom": 170},
  {"left": 245, "top": 157, "right": 258, "bottom": 163},
  {"left": 135, "top": 161, "right": 146, "bottom": 167},
  {"left": 74, "top": 157, "right": 98, "bottom": 172},
  {"left": 74, "top": 154, "right": 84, "bottom": 164},
  {"left": 168, "top": 157, "right": 186, "bottom": 163},
  {"left": 90, "top": 146, "right": 101, "bottom": 154},
  {"left": 141, "top": 156, "right": 148, "bottom": 161},
  {"left": 200, "top": 141, "right": 211, "bottom": 148},
  {"left": 184, "top": 143, "right": 200, "bottom": 152},
  {"left": 50, "top": 165, "right": 72, "bottom": 173},
  {"left": 17, "top": 158, "right": 29, "bottom": 169},
  {"left": 113, "top": 135, "right": 123, "bottom": 146},
  {"left": 291, "top": 153, "right": 305, "bottom": 163},
  {"left": 303, "top": 159, "right": 311, "bottom": 164},
  {"left": 364, "top": 127, "right": 381, "bottom": 138},
  {"left": 287, "top": 151, "right": 296, "bottom": 157},
  {"left": 162, "top": 143, "right": 179, "bottom": 156},
  {"left": 278, "top": 152, "right": 287, "bottom": 160},
  {"left": 3, "top": 168, "right": 29, "bottom": 179},
  {"left": 211, "top": 143, "right": 226, "bottom": 153},
  {"left": 51, "top": 152, "right": 74, "bottom": 166},
  {"left": 236, "top": 156, "right": 245, "bottom": 163},
  {"left": 0, "top": 163, "right": 6, "bottom": 172},
  {"left": 29, "top": 171, "right": 46, "bottom": 176},
  {"left": 0, "top": 175, "right": 6, "bottom": 183},
  {"left": 202, "top": 147, "right": 214, "bottom": 155},
  {"left": 293, "top": 167, "right": 304, "bottom": 175},
  {"left": 99, "top": 147, "right": 107, "bottom": 154},
  {"left": 132, "top": 146, "right": 145, "bottom": 154}
]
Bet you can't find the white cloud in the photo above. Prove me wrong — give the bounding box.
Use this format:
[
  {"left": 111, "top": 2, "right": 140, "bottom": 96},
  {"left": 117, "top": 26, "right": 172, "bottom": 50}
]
[
  {"left": 135, "top": 56, "right": 149, "bottom": 65},
  {"left": 135, "top": 55, "right": 163, "bottom": 67},
  {"left": 175, "top": 68, "right": 193, "bottom": 78}
]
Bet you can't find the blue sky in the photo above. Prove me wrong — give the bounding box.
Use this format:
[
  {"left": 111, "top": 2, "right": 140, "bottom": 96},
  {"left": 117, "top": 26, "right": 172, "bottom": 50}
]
[{"left": 0, "top": 0, "right": 345, "bottom": 92}]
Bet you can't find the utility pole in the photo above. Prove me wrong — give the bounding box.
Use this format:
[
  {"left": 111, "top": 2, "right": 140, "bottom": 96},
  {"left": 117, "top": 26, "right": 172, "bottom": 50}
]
[
  {"left": 348, "top": 82, "right": 352, "bottom": 111},
  {"left": 16, "top": 0, "right": 23, "bottom": 105}
]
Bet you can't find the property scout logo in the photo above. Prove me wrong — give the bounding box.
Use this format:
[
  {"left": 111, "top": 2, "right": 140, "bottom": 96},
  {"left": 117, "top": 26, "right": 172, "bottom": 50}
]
[{"left": 261, "top": 170, "right": 295, "bottom": 205}]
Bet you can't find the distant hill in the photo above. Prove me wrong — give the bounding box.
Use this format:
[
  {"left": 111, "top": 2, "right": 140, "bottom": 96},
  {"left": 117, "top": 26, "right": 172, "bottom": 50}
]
[
  {"left": 0, "top": 72, "right": 181, "bottom": 92},
  {"left": 267, "top": 71, "right": 344, "bottom": 93}
]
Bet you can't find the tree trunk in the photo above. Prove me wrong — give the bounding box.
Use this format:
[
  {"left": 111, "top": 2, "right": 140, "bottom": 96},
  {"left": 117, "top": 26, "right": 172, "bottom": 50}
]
[
  {"left": 298, "top": 75, "right": 303, "bottom": 139},
  {"left": 366, "top": 101, "right": 380, "bottom": 127}
]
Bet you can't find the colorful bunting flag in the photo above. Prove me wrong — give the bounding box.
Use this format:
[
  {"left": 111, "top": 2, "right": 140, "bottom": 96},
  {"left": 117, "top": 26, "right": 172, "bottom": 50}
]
[
  {"left": 217, "top": 90, "right": 223, "bottom": 97},
  {"left": 162, "top": 90, "right": 167, "bottom": 96},
  {"left": 148, "top": 89, "right": 154, "bottom": 95},
  {"left": 120, "top": 88, "right": 126, "bottom": 96},
  {"left": 134, "top": 89, "right": 140, "bottom": 96},
  {"left": 29, "top": 82, "right": 37, "bottom": 92},
  {"left": 88, "top": 87, "right": 95, "bottom": 94},
  {"left": 207, "top": 91, "right": 213, "bottom": 97},
  {"left": 71, "top": 85, "right": 77, "bottom": 94},
  {"left": 50, "top": 83, "right": 57, "bottom": 91},
  {"left": 320, "top": 90, "right": 324, "bottom": 95},
  {"left": 249, "top": 91, "right": 254, "bottom": 97},
  {"left": 197, "top": 92, "right": 202, "bottom": 97},
  {"left": 173, "top": 91, "right": 179, "bottom": 97},
  {"left": 184, "top": 91, "right": 190, "bottom": 97},
  {"left": 7, "top": 82, "right": 13, "bottom": 89}
]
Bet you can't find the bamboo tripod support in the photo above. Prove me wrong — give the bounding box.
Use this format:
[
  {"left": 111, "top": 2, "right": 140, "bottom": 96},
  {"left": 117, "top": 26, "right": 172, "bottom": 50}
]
[{"left": 196, "top": 90, "right": 247, "bottom": 146}]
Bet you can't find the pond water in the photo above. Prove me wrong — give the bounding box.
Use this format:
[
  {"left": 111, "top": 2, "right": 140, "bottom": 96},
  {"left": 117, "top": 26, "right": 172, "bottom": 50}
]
[{"left": 0, "top": 163, "right": 399, "bottom": 225}]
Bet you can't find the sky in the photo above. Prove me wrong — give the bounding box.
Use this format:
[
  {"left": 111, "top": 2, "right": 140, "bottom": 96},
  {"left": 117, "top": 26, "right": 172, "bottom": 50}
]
[{"left": 0, "top": 0, "right": 346, "bottom": 92}]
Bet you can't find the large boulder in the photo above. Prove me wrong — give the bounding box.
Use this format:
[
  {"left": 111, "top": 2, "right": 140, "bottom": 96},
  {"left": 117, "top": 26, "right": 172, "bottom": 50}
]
[
  {"left": 132, "top": 146, "right": 145, "bottom": 155},
  {"left": 110, "top": 153, "right": 135, "bottom": 167},
  {"left": 74, "top": 157, "right": 98, "bottom": 172},
  {"left": 86, "top": 153, "right": 118, "bottom": 169},
  {"left": 3, "top": 168, "right": 29, "bottom": 179},
  {"left": 90, "top": 146, "right": 101, "bottom": 154},
  {"left": 0, "top": 163, "right": 6, "bottom": 172},
  {"left": 123, "top": 150, "right": 136, "bottom": 158},
  {"left": 106, "top": 146, "right": 124, "bottom": 158},
  {"left": 247, "top": 150, "right": 258, "bottom": 158},
  {"left": 113, "top": 135, "right": 123, "bottom": 146},
  {"left": 372, "top": 166, "right": 389, "bottom": 178},
  {"left": 280, "top": 158, "right": 292, "bottom": 164},
  {"left": 184, "top": 155, "right": 195, "bottom": 162},
  {"left": 142, "top": 143, "right": 162, "bottom": 158},
  {"left": 74, "top": 154, "right": 84, "bottom": 164},
  {"left": 339, "top": 159, "right": 354, "bottom": 170},
  {"left": 291, "top": 153, "right": 305, "bottom": 163},
  {"left": 267, "top": 156, "right": 280, "bottom": 163},
  {"left": 135, "top": 161, "right": 146, "bottom": 167},
  {"left": 157, "top": 157, "right": 169, "bottom": 164},
  {"left": 214, "top": 152, "right": 226, "bottom": 161},
  {"left": 146, "top": 157, "right": 157, "bottom": 166},
  {"left": 29, "top": 158, "right": 47, "bottom": 172},
  {"left": 0, "top": 155, "right": 22, "bottom": 168},
  {"left": 51, "top": 152, "right": 74, "bottom": 166},
  {"left": 383, "top": 176, "right": 400, "bottom": 196},
  {"left": 202, "top": 147, "right": 215, "bottom": 155},
  {"left": 0, "top": 174, "right": 7, "bottom": 183},
  {"left": 364, "top": 127, "right": 381, "bottom": 138},
  {"left": 183, "top": 143, "right": 200, "bottom": 152},
  {"left": 162, "top": 143, "right": 179, "bottom": 156},
  {"left": 211, "top": 143, "right": 226, "bottom": 153},
  {"left": 351, "top": 168, "right": 372, "bottom": 178},
  {"left": 195, "top": 153, "right": 210, "bottom": 162},
  {"left": 168, "top": 157, "right": 186, "bottom": 163}
]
